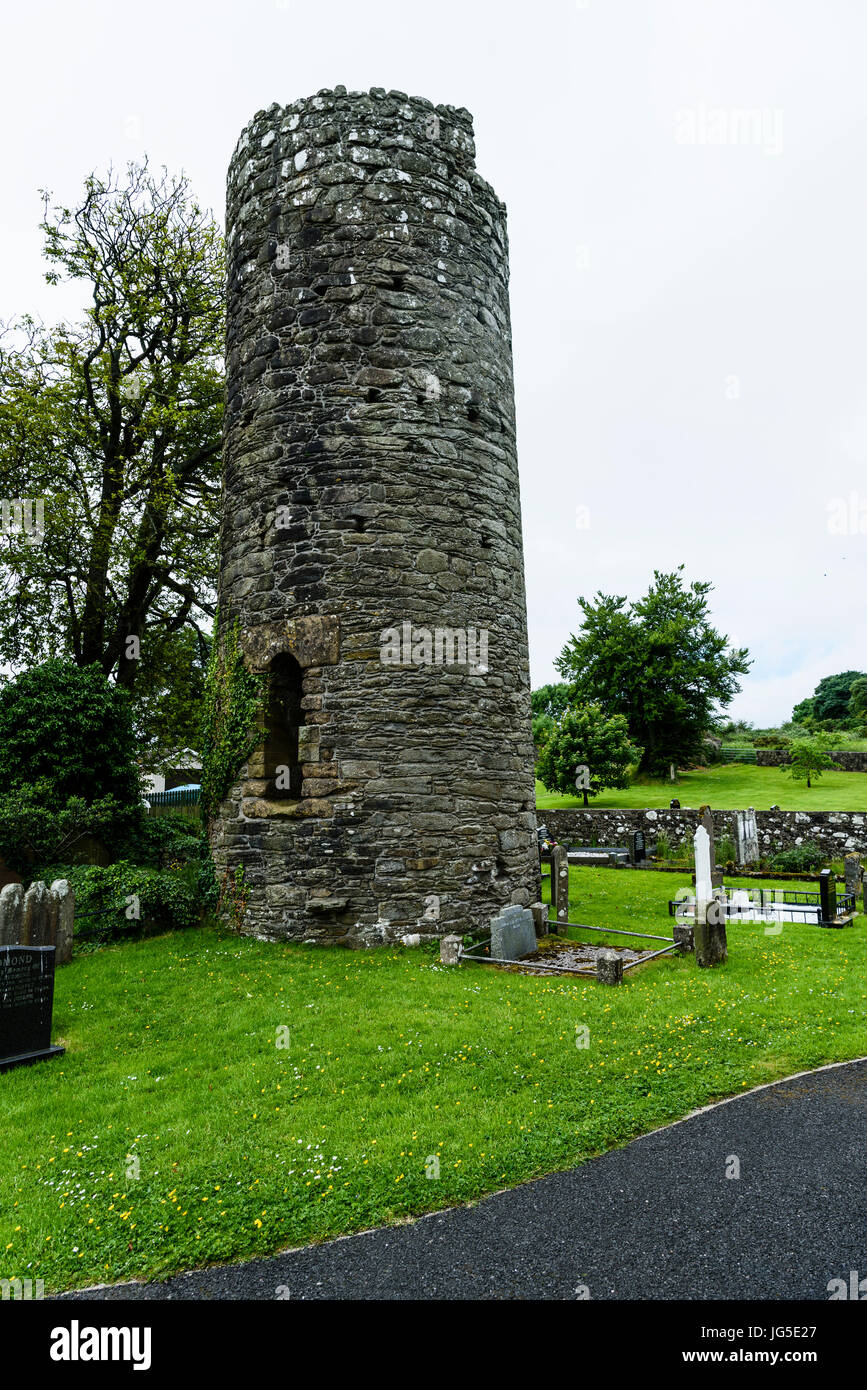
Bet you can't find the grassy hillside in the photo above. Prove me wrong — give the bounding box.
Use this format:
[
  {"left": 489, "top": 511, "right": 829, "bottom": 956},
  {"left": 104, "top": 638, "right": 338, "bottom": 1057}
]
[{"left": 536, "top": 763, "right": 867, "bottom": 812}]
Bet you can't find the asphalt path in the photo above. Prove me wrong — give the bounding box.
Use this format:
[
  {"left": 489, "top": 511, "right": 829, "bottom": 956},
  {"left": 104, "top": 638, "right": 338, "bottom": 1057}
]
[{"left": 59, "top": 1058, "right": 867, "bottom": 1301}]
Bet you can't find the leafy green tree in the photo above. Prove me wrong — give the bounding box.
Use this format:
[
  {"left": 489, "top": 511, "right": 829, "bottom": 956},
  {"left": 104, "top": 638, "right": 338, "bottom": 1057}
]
[
  {"left": 536, "top": 703, "right": 639, "bottom": 806},
  {"left": 787, "top": 735, "right": 840, "bottom": 789},
  {"left": 808, "top": 672, "right": 865, "bottom": 725},
  {"left": 0, "top": 161, "right": 223, "bottom": 767},
  {"left": 131, "top": 625, "right": 211, "bottom": 773},
  {"left": 0, "top": 660, "right": 143, "bottom": 872},
  {"left": 791, "top": 697, "right": 816, "bottom": 727},
  {"left": 555, "top": 568, "right": 750, "bottom": 775},
  {"left": 531, "top": 681, "right": 576, "bottom": 748},
  {"left": 848, "top": 676, "right": 867, "bottom": 723},
  {"left": 0, "top": 659, "right": 141, "bottom": 808}
]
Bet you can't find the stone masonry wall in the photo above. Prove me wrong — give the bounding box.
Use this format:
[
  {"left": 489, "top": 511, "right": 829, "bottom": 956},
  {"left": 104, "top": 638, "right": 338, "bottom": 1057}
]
[
  {"left": 211, "top": 87, "right": 539, "bottom": 946},
  {"left": 541, "top": 808, "right": 867, "bottom": 858},
  {"left": 755, "top": 749, "right": 867, "bottom": 771}
]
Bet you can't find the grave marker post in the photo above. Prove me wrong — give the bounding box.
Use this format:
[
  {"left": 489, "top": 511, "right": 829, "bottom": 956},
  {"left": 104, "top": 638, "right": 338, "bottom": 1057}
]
[
  {"left": 819, "top": 869, "right": 837, "bottom": 926},
  {"left": 844, "top": 852, "right": 861, "bottom": 898},
  {"left": 695, "top": 897, "right": 728, "bottom": 968},
  {"left": 551, "top": 844, "right": 569, "bottom": 934},
  {"left": 596, "top": 950, "right": 623, "bottom": 986}
]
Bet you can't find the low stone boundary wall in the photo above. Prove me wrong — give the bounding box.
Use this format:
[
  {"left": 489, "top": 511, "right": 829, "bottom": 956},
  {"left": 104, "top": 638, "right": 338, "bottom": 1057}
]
[
  {"left": 755, "top": 749, "right": 867, "bottom": 771},
  {"left": 0, "top": 880, "right": 74, "bottom": 964},
  {"left": 540, "top": 807, "right": 867, "bottom": 859}
]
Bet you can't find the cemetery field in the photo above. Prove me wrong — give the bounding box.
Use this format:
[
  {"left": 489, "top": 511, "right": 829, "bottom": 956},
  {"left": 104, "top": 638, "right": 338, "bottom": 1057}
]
[
  {"left": 536, "top": 763, "right": 867, "bottom": 811},
  {"left": 1, "top": 879, "right": 866, "bottom": 1295}
]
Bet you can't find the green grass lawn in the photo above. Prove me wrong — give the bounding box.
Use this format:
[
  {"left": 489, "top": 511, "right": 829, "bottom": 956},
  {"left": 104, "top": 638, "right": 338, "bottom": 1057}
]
[
  {"left": 536, "top": 763, "right": 867, "bottom": 811},
  {"left": 2, "top": 869, "right": 866, "bottom": 1295}
]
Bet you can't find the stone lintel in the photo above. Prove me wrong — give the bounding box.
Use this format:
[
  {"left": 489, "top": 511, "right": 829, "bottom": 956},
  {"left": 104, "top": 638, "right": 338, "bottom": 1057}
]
[{"left": 240, "top": 616, "right": 340, "bottom": 671}]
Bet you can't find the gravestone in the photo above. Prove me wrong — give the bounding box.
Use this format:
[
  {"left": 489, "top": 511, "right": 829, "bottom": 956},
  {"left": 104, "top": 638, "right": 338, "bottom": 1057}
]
[
  {"left": 490, "top": 906, "right": 537, "bottom": 961},
  {"left": 670, "top": 798, "right": 681, "bottom": 809},
  {"left": 51, "top": 880, "right": 74, "bottom": 966},
  {"left": 819, "top": 869, "right": 838, "bottom": 926},
  {"left": 735, "top": 808, "right": 759, "bottom": 866},
  {"left": 633, "top": 830, "right": 646, "bottom": 866},
  {"left": 695, "top": 898, "right": 728, "bottom": 968},
  {"left": 24, "top": 882, "right": 50, "bottom": 947},
  {"left": 700, "top": 806, "right": 724, "bottom": 889},
  {"left": 844, "top": 852, "right": 861, "bottom": 897},
  {"left": 693, "top": 827, "right": 727, "bottom": 966},
  {"left": 693, "top": 825, "right": 714, "bottom": 903},
  {"left": 0, "top": 946, "right": 64, "bottom": 1072},
  {"left": 0, "top": 879, "right": 74, "bottom": 962},
  {"left": 0, "top": 883, "right": 23, "bottom": 946}
]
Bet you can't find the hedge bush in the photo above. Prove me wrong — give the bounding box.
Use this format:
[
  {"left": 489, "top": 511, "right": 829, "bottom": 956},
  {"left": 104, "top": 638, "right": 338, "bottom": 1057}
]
[
  {"left": 769, "top": 843, "right": 826, "bottom": 873},
  {"left": 30, "top": 862, "right": 200, "bottom": 941}
]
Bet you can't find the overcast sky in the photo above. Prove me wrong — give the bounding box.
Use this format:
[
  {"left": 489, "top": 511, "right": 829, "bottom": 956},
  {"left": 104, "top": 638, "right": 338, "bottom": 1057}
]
[{"left": 3, "top": 0, "right": 866, "bottom": 726}]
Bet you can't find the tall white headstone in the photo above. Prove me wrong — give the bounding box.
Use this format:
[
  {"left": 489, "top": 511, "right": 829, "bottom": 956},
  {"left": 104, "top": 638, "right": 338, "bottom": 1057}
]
[
  {"left": 736, "top": 808, "right": 759, "bottom": 866},
  {"left": 694, "top": 825, "right": 713, "bottom": 902}
]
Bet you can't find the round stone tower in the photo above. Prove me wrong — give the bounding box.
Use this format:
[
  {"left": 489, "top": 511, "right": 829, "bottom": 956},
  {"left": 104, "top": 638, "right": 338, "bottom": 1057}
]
[{"left": 211, "top": 86, "right": 539, "bottom": 945}]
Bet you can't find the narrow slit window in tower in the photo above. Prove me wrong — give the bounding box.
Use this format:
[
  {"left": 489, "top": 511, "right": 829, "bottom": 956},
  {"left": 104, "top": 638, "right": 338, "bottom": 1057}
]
[{"left": 264, "top": 652, "right": 304, "bottom": 799}]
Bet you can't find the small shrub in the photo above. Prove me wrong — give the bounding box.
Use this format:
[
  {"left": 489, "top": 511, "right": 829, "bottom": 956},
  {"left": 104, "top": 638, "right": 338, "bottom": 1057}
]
[
  {"left": 716, "top": 835, "right": 736, "bottom": 864},
  {"left": 655, "top": 831, "right": 670, "bottom": 861},
  {"left": 769, "top": 842, "right": 826, "bottom": 873},
  {"left": 31, "top": 861, "right": 200, "bottom": 941}
]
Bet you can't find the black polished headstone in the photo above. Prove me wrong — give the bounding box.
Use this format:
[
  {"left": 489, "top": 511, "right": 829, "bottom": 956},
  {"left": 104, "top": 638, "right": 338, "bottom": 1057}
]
[
  {"left": 0, "top": 946, "right": 64, "bottom": 1072},
  {"left": 818, "top": 869, "right": 838, "bottom": 927},
  {"left": 633, "top": 830, "right": 646, "bottom": 864}
]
